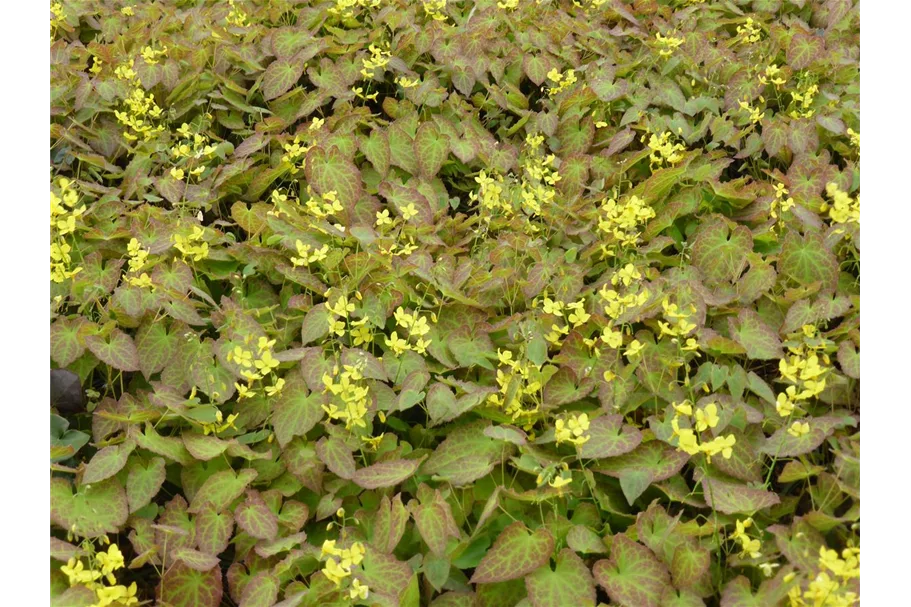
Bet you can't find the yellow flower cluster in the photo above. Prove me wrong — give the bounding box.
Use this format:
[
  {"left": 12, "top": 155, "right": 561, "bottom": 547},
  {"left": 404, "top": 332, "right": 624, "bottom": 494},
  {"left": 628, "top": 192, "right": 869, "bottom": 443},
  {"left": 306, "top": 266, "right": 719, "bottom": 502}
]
[
  {"left": 788, "top": 80, "right": 819, "bottom": 119},
  {"left": 655, "top": 32, "right": 685, "bottom": 58},
  {"left": 51, "top": 178, "right": 85, "bottom": 237},
  {"left": 596, "top": 194, "right": 656, "bottom": 254},
  {"left": 330, "top": 0, "right": 382, "bottom": 19},
  {"left": 386, "top": 306, "right": 433, "bottom": 355},
  {"left": 228, "top": 337, "right": 283, "bottom": 401},
  {"left": 736, "top": 17, "right": 762, "bottom": 44},
  {"left": 282, "top": 135, "right": 314, "bottom": 176},
  {"left": 670, "top": 400, "right": 736, "bottom": 462},
  {"left": 823, "top": 182, "right": 859, "bottom": 226},
  {"left": 555, "top": 412, "right": 591, "bottom": 447},
  {"left": 771, "top": 180, "right": 796, "bottom": 225},
  {"left": 361, "top": 43, "right": 391, "bottom": 79},
  {"left": 787, "top": 420, "right": 810, "bottom": 438},
  {"left": 51, "top": 178, "right": 85, "bottom": 283},
  {"left": 325, "top": 294, "right": 369, "bottom": 340},
  {"left": 469, "top": 170, "right": 508, "bottom": 217},
  {"left": 320, "top": 540, "right": 369, "bottom": 599},
  {"left": 422, "top": 0, "right": 447, "bottom": 21},
  {"left": 140, "top": 44, "right": 167, "bottom": 65},
  {"left": 113, "top": 62, "right": 166, "bottom": 142},
  {"left": 545, "top": 68, "right": 578, "bottom": 96},
  {"left": 170, "top": 123, "right": 219, "bottom": 180},
  {"left": 173, "top": 225, "right": 209, "bottom": 261},
  {"left": 304, "top": 188, "right": 345, "bottom": 221},
  {"left": 290, "top": 239, "right": 330, "bottom": 267},
  {"left": 124, "top": 238, "right": 153, "bottom": 289},
  {"left": 395, "top": 75, "right": 420, "bottom": 88},
  {"left": 658, "top": 298, "right": 700, "bottom": 351},
  {"left": 488, "top": 349, "right": 544, "bottom": 422},
  {"left": 534, "top": 293, "right": 589, "bottom": 346},
  {"left": 846, "top": 128, "right": 860, "bottom": 150},
  {"left": 644, "top": 130, "right": 687, "bottom": 168},
  {"left": 536, "top": 461, "right": 573, "bottom": 492},
  {"left": 787, "top": 545, "right": 860, "bottom": 607},
  {"left": 497, "top": 0, "right": 520, "bottom": 9},
  {"left": 775, "top": 332, "right": 829, "bottom": 417},
  {"left": 598, "top": 264, "right": 650, "bottom": 321},
  {"left": 60, "top": 541, "right": 138, "bottom": 607},
  {"left": 226, "top": 0, "right": 248, "bottom": 27},
  {"left": 200, "top": 408, "right": 240, "bottom": 436},
  {"left": 518, "top": 133, "right": 561, "bottom": 217},
  {"left": 738, "top": 97, "right": 766, "bottom": 124},
  {"left": 759, "top": 64, "right": 787, "bottom": 88},
  {"left": 322, "top": 363, "right": 370, "bottom": 430},
  {"left": 730, "top": 518, "right": 762, "bottom": 559}
]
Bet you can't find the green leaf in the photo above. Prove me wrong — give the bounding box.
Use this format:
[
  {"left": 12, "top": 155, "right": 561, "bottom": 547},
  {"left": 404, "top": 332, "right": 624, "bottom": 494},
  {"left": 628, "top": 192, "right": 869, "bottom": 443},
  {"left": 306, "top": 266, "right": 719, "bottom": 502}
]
[
  {"left": 779, "top": 231, "right": 839, "bottom": 290},
  {"left": 525, "top": 548, "right": 596, "bottom": 607},
  {"left": 51, "top": 477, "right": 128, "bottom": 538},
  {"left": 594, "top": 441, "right": 690, "bottom": 505},
  {"left": 371, "top": 493, "right": 409, "bottom": 553},
  {"left": 837, "top": 340, "right": 860, "bottom": 379},
  {"left": 470, "top": 522, "right": 555, "bottom": 584},
  {"left": 127, "top": 456, "right": 167, "bottom": 513},
  {"left": 578, "top": 414, "right": 643, "bottom": 459},
  {"left": 240, "top": 571, "right": 280, "bottom": 607},
  {"left": 82, "top": 441, "right": 135, "bottom": 484},
  {"left": 728, "top": 309, "right": 783, "bottom": 360},
  {"left": 362, "top": 129, "right": 391, "bottom": 177},
  {"left": 353, "top": 456, "right": 426, "bottom": 489},
  {"left": 523, "top": 55, "right": 551, "bottom": 86},
  {"left": 449, "top": 327, "right": 496, "bottom": 370},
  {"left": 188, "top": 468, "right": 258, "bottom": 514},
  {"left": 691, "top": 216, "right": 753, "bottom": 285},
  {"left": 272, "top": 377, "right": 324, "bottom": 447},
  {"left": 195, "top": 507, "right": 234, "bottom": 555},
  {"left": 305, "top": 145, "right": 363, "bottom": 213},
  {"left": 415, "top": 122, "right": 450, "bottom": 179},
  {"left": 543, "top": 367, "right": 593, "bottom": 407},
  {"left": 593, "top": 535, "right": 670, "bottom": 607},
  {"left": 271, "top": 27, "right": 312, "bottom": 59},
  {"left": 157, "top": 562, "right": 223, "bottom": 607},
  {"left": 316, "top": 436, "right": 356, "bottom": 480},
  {"left": 136, "top": 424, "right": 195, "bottom": 466},
  {"left": 235, "top": 490, "right": 278, "bottom": 541},
  {"left": 262, "top": 57, "right": 305, "bottom": 100},
  {"left": 85, "top": 329, "right": 140, "bottom": 371},
  {"left": 52, "top": 586, "right": 96, "bottom": 607},
  {"left": 360, "top": 551, "right": 414, "bottom": 605}
]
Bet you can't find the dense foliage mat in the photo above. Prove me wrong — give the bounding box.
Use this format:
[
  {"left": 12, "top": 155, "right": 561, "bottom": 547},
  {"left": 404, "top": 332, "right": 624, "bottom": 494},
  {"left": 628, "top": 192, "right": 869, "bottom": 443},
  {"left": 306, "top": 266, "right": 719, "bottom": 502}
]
[{"left": 49, "top": 1, "right": 860, "bottom": 606}]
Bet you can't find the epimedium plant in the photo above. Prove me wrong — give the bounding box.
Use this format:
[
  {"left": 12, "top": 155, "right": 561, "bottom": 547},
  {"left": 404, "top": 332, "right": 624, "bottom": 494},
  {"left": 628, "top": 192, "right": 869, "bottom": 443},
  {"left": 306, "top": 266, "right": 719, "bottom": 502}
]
[{"left": 49, "top": 0, "right": 860, "bottom": 606}]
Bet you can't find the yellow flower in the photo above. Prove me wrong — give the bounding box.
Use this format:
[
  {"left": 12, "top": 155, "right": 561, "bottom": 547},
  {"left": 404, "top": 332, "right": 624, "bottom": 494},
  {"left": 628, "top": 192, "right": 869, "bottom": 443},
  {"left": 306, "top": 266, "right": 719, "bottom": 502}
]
[
  {"left": 787, "top": 421, "right": 810, "bottom": 438},
  {"left": 542, "top": 297, "right": 564, "bottom": 316},
  {"left": 375, "top": 209, "right": 392, "bottom": 226},
  {"left": 625, "top": 340, "right": 644, "bottom": 358},
  {"left": 264, "top": 378, "right": 285, "bottom": 397},
  {"left": 385, "top": 331, "right": 410, "bottom": 355},
  {"left": 235, "top": 382, "right": 256, "bottom": 400},
  {"left": 694, "top": 403, "right": 719, "bottom": 432},
  {"left": 254, "top": 350, "right": 280, "bottom": 375},
  {"left": 350, "top": 579, "right": 369, "bottom": 600}
]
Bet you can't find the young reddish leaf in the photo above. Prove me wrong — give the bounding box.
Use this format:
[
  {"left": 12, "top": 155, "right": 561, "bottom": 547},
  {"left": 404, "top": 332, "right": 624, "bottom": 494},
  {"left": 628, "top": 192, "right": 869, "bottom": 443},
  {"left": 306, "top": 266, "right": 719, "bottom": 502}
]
[
  {"left": 174, "top": 547, "right": 220, "bottom": 572},
  {"left": 136, "top": 320, "right": 178, "bottom": 379},
  {"left": 51, "top": 318, "right": 86, "bottom": 368},
  {"left": 280, "top": 439, "right": 323, "bottom": 493},
  {"left": 262, "top": 57, "right": 305, "bottom": 100},
  {"left": 787, "top": 32, "right": 824, "bottom": 70},
  {"left": 413, "top": 492, "right": 460, "bottom": 556},
  {"left": 353, "top": 456, "right": 426, "bottom": 489},
  {"left": 593, "top": 534, "right": 670, "bottom": 607},
  {"left": 578, "top": 414, "right": 643, "bottom": 459},
  {"left": 360, "top": 551, "right": 415, "bottom": 605},
  {"left": 234, "top": 490, "right": 278, "bottom": 541},
  {"left": 51, "top": 477, "right": 128, "bottom": 538},
  {"left": 53, "top": 585, "right": 97, "bottom": 607},
  {"left": 525, "top": 548, "right": 597, "bottom": 607},
  {"left": 728, "top": 309, "right": 783, "bottom": 360},
  {"left": 778, "top": 231, "right": 839, "bottom": 290},
  {"left": 195, "top": 507, "right": 234, "bottom": 555},
  {"left": 837, "top": 340, "right": 860, "bottom": 379},
  {"left": 415, "top": 122, "right": 450, "bottom": 179},
  {"left": 543, "top": 367, "right": 593, "bottom": 407},
  {"left": 691, "top": 216, "right": 753, "bottom": 285},
  {"left": 157, "top": 562, "right": 223, "bottom": 607},
  {"left": 316, "top": 436, "right": 356, "bottom": 480},
  {"left": 362, "top": 129, "right": 391, "bottom": 177},
  {"left": 271, "top": 27, "right": 312, "bottom": 59},
  {"left": 422, "top": 421, "right": 505, "bottom": 486},
  {"left": 183, "top": 432, "right": 230, "bottom": 461},
  {"left": 272, "top": 377, "right": 323, "bottom": 447},
  {"left": 699, "top": 476, "right": 781, "bottom": 514},
  {"left": 127, "top": 456, "right": 167, "bottom": 513},
  {"left": 470, "top": 522, "right": 555, "bottom": 584},
  {"left": 305, "top": 145, "right": 363, "bottom": 213},
  {"left": 81, "top": 441, "right": 135, "bottom": 484},
  {"left": 188, "top": 468, "right": 258, "bottom": 514},
  {"left": 85, "top": 329, "right": 140, "bottom": 371},
  {"left": 670, "top": 537, "right": 711, "bottom": 589},
  {"left": 372, "top": 494, "right": 409, "bottom": 553},
  {"left": 523, "top": 55, "right": 551, "bottom": 86},
  {"left": 239, "top": 571, "right": 280, "bottom": 607}
]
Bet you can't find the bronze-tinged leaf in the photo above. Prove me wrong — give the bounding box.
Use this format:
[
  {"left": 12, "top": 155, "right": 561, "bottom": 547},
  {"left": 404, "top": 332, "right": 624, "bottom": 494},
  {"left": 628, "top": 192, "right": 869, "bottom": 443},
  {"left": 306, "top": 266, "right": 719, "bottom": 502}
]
[
  {"left": 593, "top": 535, "right": 670, "bottom": 607},
  {"left": 525, "top": 548, "right": 596, "bottom": 607},
  {"left": 157, "top": 562, "right": 223, "bottom": 607},
  {"left": 470, "top": 522, "right": 555, "bottom": 584}
]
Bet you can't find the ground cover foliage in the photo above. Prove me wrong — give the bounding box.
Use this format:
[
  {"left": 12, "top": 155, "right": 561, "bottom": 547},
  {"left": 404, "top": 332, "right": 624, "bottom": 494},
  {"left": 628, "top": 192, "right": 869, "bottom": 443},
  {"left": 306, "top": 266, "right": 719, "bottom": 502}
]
[{"left": 49, "top": 0, "right": 860, "bottom": 605}]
